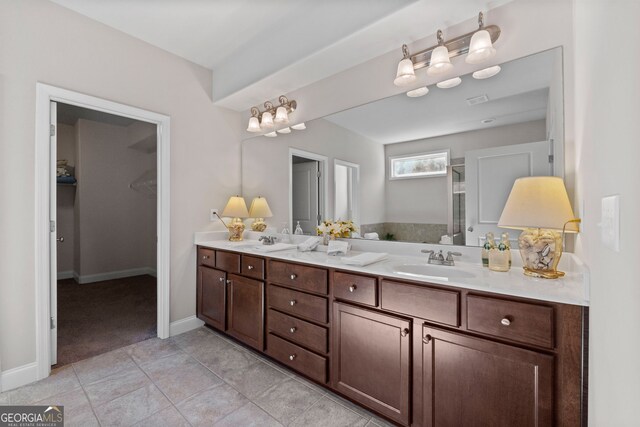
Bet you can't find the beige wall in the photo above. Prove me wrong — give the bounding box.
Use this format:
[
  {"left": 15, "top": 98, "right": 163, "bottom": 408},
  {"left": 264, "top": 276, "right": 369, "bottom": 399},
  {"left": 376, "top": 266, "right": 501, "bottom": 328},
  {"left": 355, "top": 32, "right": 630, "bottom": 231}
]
[
  {"left": 573, "top": 0, "right": 640, "bottom": 423},
  {"left": 56, "top": 123, "right": 76, "bottom": 274},
  {"left": 0, "top": 0, "right": 241, "bottom": 371}
]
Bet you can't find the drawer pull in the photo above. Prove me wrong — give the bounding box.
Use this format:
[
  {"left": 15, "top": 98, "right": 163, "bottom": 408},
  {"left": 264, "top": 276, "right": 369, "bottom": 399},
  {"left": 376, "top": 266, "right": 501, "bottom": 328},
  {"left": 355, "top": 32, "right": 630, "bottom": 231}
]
[
  {"left": 423, "top": 334, "right": 432, "bottom": 344},
  {"left": 501, "top": 317, "right": 511, "bottom": 326},
  {"left": 290, "top": 274, "right": 297, "bottom": 280},
  {"left": 202, "top": 255, "right": 209, "bottom": 260},
  {"left": 400, "top": 328, "right": 410, "bottom": 337},
  {"left": 247, "top": 265, "right": 254, "bottom": 270},
  {"left": 289, "top": 300, "right": 297, "bottom": 306},
  {"left": 226, "top": 280, "right": 232, "bottom": 285},
  {"left": 349, "top": 284, "right": 357, "bottom": 292},
  {"left": 290, "top": 327, "right": 297, "bottom": 333},
  {"left": 289, "top": 354, "right": 296, "bottom": 361},
  {"left": 218, "top": 277, "right": 224, "bottom": 283}
]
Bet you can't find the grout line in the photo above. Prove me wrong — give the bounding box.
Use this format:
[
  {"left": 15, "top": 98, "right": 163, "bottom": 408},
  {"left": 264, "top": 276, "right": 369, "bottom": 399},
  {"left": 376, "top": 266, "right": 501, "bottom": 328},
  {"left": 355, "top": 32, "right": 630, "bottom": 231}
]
[{"left": 71, "top": 363, "right": 103, "bottom": 427}]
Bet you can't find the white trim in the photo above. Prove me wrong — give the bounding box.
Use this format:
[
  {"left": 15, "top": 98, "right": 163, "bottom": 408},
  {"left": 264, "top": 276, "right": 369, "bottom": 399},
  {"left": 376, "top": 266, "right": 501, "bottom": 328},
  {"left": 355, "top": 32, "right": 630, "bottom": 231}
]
[
  {"left": 0, "top": 362, "right": 39, "bottom": 393},
  {"left": 288, "top": 148, "right": 329, "bottom": 232},
  {"left": 73, "top": 267, "right": 157, "bottom": 284},
  {"left": 35, "top": 83, "right": 171, "bottom": 384},
  {"left": 57, "top": 270, "right": 74, "bottom": 280},
  {"left": 169, "top": 315, "right": 205, "bottom": 337}
]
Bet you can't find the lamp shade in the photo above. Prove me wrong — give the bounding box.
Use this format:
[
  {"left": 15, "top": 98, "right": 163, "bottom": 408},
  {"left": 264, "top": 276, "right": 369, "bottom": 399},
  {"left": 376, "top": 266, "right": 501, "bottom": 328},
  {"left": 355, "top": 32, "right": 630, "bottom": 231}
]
[
  {"left": 246, "top": 116, "right": 261, "bottom": 132},
  {"left": 427, "top": 45, "right": 453, "bottom": 76},
  {"left": 394, "top": 58, "right": 416, "bottom": 86},
  {"left": 249, "top": 197, "right": 273, "bottom": 218},
  {"left": 465, "top": 29, "right": 496, "bottom": 64},
  {"left": 274, "top": 106, "right": 289, "bottom": 123},
  {"left": 222, "top": 196, "right": 249, "bottom": 218},
  {"left": 260, "top": 111, "right": 274, "bottom": 128},
  {"left": 498, "top": 177, "right": 579, "bottom": 232}
]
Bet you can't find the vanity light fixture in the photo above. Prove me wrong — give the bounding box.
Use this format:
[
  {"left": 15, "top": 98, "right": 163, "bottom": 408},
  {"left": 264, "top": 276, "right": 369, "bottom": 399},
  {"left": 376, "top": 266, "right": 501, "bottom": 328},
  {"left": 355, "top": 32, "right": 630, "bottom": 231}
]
[
  {"left": 291, "top": 123, "right": 306, "bottom": 130},
  {"left": 393, "top": 12, "right": 500, "bottom": 86},
  {"left": 247, "top": 95, "right": 297, "bottom": 132},
  {"left": 472, "top": 65, "right": 501, "bottom": 79},
  {"left": 436, "top": 77, "right": 462, "bottom": 89},
  {"left": 406, "top": 86, "right": 429, "bottom": 97}
]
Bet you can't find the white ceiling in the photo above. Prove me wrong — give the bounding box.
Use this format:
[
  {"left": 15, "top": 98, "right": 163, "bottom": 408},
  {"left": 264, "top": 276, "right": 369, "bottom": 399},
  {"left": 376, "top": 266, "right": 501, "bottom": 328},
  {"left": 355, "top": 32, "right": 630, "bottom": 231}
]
[
  {"left": 323, "top": 49, "right": 555, "bottom": 144},
  {"left": 49, "top": 0, "right": 510, "bottom": 111}
]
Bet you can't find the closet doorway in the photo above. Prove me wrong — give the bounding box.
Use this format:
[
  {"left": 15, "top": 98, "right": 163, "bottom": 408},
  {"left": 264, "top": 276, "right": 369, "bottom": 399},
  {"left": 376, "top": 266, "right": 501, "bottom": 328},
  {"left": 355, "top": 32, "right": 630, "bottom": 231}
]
[{"left": 35, "top": 84, "right": 170, "bottom": 380}]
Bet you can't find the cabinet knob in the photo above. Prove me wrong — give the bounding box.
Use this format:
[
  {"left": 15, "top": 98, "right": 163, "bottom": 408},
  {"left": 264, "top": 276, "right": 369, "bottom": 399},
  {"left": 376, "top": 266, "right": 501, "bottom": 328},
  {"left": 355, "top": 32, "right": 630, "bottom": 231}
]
[
  {"left": 226, "top": 280, "right": 232, "bottom": 285},
  {"left": 202, "top": 255, "right": 208, "bottom": 260},
  {"left": 289, "top": 300, "right": 297, "bottom": 306},
  {"left": 290, "top": 274, "right": 297, "bottom": 280},
  {"left": 400, "top": 328, "right": 410, "bottom": 337},
  {"left": 289, "top": 354, "right": 296, "bottom": 361},
  {"left": 218, "top": 277, "right": 224, "bottom": 283},
  {"left": 290, "top": 327, "right": 297, "bottom": 333},
  {"left": 423, "top": 334, "right": 432, "bottom": 344},
  {"left": 248, "top": 265, "right": 254, "bottom": 270},
  {"left": 501, "top": 317, "right": 511, "bottom": 326},
  {"left": 349, "top": 284, "right": 357, "bottom": 293}
]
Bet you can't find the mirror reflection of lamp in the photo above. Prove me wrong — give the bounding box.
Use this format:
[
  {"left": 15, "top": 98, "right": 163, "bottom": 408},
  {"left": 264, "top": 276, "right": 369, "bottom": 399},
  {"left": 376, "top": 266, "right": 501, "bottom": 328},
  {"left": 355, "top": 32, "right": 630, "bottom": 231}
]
[
  {"left": 249, "top": 196, "right": 273, "bottom": 232},
  {"left": 218, "top": 196, "right": 250, "bottom": 241},
  {"left": 498, "top": 177, "right": 581, "bottom": 279}
]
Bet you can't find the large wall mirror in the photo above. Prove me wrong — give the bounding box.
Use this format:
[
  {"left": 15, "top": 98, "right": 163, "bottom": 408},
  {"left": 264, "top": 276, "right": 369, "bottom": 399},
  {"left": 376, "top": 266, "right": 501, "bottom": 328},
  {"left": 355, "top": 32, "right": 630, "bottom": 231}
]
[{"left": 241, "top": 47, "right": 565, "bottom": 247}]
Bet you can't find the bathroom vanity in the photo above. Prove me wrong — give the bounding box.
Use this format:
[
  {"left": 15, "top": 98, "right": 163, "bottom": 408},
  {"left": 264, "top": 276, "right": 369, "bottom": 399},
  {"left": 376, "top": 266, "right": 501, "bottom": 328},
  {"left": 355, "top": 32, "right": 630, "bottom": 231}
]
[{"left": 195, "top": 237, "right": 588, "bottom": 426}]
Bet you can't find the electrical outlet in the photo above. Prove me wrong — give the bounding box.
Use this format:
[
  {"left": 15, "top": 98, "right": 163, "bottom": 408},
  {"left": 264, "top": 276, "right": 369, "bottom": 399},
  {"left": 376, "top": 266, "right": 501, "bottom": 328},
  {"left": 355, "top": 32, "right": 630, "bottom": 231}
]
[{"left": 210, "top": 209, "right": 219, "bottom": 222}]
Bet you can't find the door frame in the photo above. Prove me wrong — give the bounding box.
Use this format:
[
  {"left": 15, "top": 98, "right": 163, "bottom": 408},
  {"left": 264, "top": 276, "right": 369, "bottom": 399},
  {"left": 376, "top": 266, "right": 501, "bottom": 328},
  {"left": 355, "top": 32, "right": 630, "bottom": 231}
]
[
  {"left": 34, "top": 83, "right": 171, "bottom": 380},
  {"left": 288, "top": 148, "right": 328, "bottom": 232}
]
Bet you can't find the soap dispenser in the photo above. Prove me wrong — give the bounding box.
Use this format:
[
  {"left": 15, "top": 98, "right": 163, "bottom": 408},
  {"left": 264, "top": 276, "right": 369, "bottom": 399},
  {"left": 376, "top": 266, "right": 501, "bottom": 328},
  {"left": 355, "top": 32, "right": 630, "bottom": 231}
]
[
  {"left": 481, "top": 232, "right": 495, "bottom": 267},
  {"left": 280, "top": 222, "right": 291, "bottom": 243},
  {"left": 294, "top": 221, "right": 304, "bottom": 235}
]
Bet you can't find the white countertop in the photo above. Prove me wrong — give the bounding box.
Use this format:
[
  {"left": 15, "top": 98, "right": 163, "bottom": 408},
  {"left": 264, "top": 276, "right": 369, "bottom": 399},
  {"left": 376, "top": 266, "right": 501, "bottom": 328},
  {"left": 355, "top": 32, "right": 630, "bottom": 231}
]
[{"left": 194, "top": 232, "right": 589, "bottom": 307}]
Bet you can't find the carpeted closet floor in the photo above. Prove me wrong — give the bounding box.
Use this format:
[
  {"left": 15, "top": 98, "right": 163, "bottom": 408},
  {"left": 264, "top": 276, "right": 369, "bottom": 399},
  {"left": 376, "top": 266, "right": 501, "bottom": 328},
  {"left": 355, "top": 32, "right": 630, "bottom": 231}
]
[{"left": 55, "top": 274, "right": 157, "bottom": 367}]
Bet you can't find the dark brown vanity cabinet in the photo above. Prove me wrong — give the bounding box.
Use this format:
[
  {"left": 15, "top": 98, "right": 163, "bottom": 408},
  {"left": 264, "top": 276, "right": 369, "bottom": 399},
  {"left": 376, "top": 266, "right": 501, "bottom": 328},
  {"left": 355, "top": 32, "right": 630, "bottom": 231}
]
[
  {"left": 419, "top": 325, "right": 554, "bottom": 427},
  {"left": 227, "top": 273, "right": 264, "bottom": 351},
  {"left": 332, "top": 302, "right": 412, "bottom": 426},
  {"left": 196, "top": 266, "right": 226, "bottom": 331}
]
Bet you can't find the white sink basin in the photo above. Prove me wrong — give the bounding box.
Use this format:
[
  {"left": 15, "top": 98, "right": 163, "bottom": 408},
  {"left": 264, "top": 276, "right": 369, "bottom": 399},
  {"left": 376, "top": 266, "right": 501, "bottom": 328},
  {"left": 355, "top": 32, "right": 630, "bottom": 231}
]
[{"left": 392, "top": 264, "right": 476, "bottom": 280}]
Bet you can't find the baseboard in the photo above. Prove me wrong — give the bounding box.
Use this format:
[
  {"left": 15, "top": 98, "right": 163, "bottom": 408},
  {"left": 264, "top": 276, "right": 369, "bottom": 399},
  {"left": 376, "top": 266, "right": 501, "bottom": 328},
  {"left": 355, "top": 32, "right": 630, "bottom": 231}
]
[
  {"left": 0, "top": 362, "right": 39, "bottom": 393},
  {"left": 75, "top": 267, "right": 157, "bottom": 284},
  {"left": 169, "top": 315, "right": 204, "bottom": 337},
  {"left": 57, "top": 270, "right": 74, "bottom": 280}
]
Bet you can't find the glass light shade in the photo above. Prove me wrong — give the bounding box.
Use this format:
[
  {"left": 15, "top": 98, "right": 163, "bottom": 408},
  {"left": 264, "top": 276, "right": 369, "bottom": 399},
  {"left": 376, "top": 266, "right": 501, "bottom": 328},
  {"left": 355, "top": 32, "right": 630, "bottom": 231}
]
[
  {"left": 246, "top": 116, "right": 261, "bottom": 132},
  {"left": 274, "top": 106, "right": 289, "bottom": 123},
  {"left": 394, "top": 58, "right": 416, "bottom": 87},
  {"left": 436, "top": 77, "right": 462, "bottom": 89},
  {"left": 265, "top": 131, "right": 277, "bottom": 137},
  {"left": 291, "top": 123, "right": 306, "bottom": 130},
  {"left": 473, "top": 65, "right": 501, "bottom": 79},
  {"left": 277, "top": 127, "right": 291, "bottom": 134},
  {"left": 249, "top": 197, "right": 273, "bottom": 218},
  {"left": 406, "top": 86, "right": 429, "bottom": 98},
  {"left": 427, "top": 46, "right": 453, "bottom": 76},
  {"left": 465, "top": 29, "right": 496, "bottom": 64},
  {"left": 221, "top": 196, "right": 249, "bottom": 218},
  {"left": 260, "top": 111, "right": 274, "bottom": 128}
]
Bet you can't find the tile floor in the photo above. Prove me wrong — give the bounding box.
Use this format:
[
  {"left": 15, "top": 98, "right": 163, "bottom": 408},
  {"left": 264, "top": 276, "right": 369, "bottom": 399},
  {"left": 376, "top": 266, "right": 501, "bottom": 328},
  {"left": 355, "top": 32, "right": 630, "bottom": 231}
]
[{"left": 0, "top": 327, "right": 394, "bottom": 427}]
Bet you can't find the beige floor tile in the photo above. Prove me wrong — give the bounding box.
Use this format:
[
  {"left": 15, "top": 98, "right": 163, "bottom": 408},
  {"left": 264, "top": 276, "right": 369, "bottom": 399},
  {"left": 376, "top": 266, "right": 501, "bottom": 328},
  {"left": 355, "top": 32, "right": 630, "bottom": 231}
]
[
  {"left": 222, "top": 360, "right": 289, "bottom": 399},
  {"left": 253, "top": 378, "right": 323, "bottom": 425},
  {"left": 366, "top": 415, "right": 397, "bottom": 427},
  {"left": 73, "top": 348, "right": 137, "bottom": 385},
  {"left": 170, "top": 327, "right": 230, "bottom": 358},
  {"left": 83, "top": 365, "right": 152, "bottom": 406},
  {"left": 133, "top": 405, "right": 190, "bottom": 427},
  {"left": 94, "top": 383, "right": 171, "bottom": 427},
  {"left": 140, "top": 352, "right": 223, "bottom": 404},
  {"left": 35, "top": 387, "right": 99, "bottom": 427},
  {"left": 195, "top": 344, "right": 257, "bottom": 378},
  {"left": 176, "top": 383, "right": 248, "bottom": 426},
  {"left": 325, "top": 391, "right": 378, "bottom": 419},
  {"left": 290, "top": 396, "right": 369, "bottom": 427},
  {"left": 124, "top": 337, "right": 181, "bottom": 365},
  {"left": 0, "top": 365, "right": 80, "bottom": 404},
  {"left": 216, "top": 402, "right": 283, "bottom": 427}
]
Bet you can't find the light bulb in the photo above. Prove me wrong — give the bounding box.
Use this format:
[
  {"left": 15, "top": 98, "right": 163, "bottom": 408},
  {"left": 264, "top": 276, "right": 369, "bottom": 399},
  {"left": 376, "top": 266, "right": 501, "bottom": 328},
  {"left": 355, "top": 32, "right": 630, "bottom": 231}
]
[
  {"left": 246, "top": 116, "right": 261, "bottom": 132},
  {"left": 472, "top": 65, "right": 501, "bottom": 79},
  {"left": 436, "top": 77, "right": 462, "bottom": 89},
  {"left": 260, "top": 111, "right": 274, "bottom": 128},
  {"left": 427, "top": 45, "right": 453, "bottom": 76},
  {"left": 394, "top": 58, "right": 416, "bottom": 87},
  {"left": 274, "top": 106, "right": 289, "bottom": 123},
  {"left": 466, "top": 29, "right": 496, "bottom": 64},
  {"left": 406, "top": 87, "right": 429, "bottom": 98}
]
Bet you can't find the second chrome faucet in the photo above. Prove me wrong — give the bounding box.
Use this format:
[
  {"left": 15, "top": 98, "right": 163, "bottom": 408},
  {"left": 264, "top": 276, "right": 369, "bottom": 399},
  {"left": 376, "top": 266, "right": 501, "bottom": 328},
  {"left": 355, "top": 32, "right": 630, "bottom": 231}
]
[{"left": 421, "top": 249, "right": 462, "bottom": 266}]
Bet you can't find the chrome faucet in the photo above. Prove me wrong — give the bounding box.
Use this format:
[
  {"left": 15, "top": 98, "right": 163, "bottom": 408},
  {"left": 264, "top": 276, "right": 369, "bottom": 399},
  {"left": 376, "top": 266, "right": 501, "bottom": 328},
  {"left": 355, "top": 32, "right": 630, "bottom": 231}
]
[
  {"left": 259, "top": 235, "right": 278, "bottom": 245},
  {"left": 421, "top": 249, "right": 462, "bottom": 266}
]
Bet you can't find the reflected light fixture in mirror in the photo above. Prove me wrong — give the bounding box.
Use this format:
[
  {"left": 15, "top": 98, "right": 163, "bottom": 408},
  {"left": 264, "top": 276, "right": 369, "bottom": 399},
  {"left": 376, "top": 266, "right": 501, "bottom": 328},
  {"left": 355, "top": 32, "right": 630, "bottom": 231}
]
[
  {"left": 222, "top": 195, "right": 250, "bottom": 241},
  {"left": 277, "top": 127, "right": 291, "bottom": 134},
  {"left": 291, "top": 123, "right": 306, "bottom": 130},
  {"left": 394, "top": 44, "right": 416, "bottom": 87},
  {"left": 427, "top": 30, "right": 453, "bottom": 76},
  {"left": 265, "top": 131, "right": 277, "bottom": 137},
  {"left": 406, "top": 86, "right": 429, "bottom": 97},
  {"left": 249, "top": 196, "right": 273, "bottom": 232},
  {"left": 473, "top": 65, "right": 501, "bottom": 79},
  {"left": 466, "top": 12, "right": 497, "bottom": 64},
  {"left": 437, "top": 77, "right": 462, "bottom": 89}
]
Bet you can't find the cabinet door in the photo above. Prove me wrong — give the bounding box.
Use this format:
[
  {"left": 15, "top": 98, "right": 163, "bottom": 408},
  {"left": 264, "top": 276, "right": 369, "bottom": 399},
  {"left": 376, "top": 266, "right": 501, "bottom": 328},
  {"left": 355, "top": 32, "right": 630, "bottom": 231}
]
[
  {"left": 332, "top": 302, "right": 411, "bottom": 426},
  {"left": 227, "top": 274, "right": 264, "bottom": 351},
  {"left": 197, "top": 266, "right": 226, "bottom": 330},
  {"left": 421, "top": 325, "right": 554, "bottom": 427}
]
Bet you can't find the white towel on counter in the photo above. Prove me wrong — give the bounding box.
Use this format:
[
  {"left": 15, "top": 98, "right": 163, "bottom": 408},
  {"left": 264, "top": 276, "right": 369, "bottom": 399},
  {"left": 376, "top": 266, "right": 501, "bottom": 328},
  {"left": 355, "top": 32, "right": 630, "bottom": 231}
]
[
  {"left": 298, "top": 237, "right": 321, "bottom": 252},
  {"left": 252, "top": 243, "right": 298, "bottom": 253},
  {"left": 341, "top": 252, "right": 388, "bottom": 267},
  {"left": 363, "top": 232, "right": 379, "bottom": 240}
]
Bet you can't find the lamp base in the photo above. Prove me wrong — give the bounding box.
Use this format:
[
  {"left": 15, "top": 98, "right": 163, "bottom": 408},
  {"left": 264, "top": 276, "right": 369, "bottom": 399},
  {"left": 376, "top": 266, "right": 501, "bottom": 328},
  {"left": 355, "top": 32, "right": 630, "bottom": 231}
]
[
  {"left": 227, "top": 218, "right": 246, "bottom": 242},
  {"left": 251, "top": 218, "right": 267, "bottom": 232},
  {"left": 518, "top": 228, "right": 565, "bottom": 280}
]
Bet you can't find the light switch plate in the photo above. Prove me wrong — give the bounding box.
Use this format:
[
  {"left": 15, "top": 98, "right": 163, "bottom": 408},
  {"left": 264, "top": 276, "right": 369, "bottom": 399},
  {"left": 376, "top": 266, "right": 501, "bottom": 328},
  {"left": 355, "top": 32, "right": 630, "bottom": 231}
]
[
  {"left": 600, "top": 195, "right": 620, "bottom": 252},
  {"left": 210, "top": 209, "right": 218, "bottom": 222}
]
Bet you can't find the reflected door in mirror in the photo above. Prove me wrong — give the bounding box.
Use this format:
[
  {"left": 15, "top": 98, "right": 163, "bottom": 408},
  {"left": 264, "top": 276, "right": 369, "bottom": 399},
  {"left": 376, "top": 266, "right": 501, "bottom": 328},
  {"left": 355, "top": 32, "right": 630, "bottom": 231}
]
[{"left": 292, "top": 160, "right": 320, "bottom": 234}]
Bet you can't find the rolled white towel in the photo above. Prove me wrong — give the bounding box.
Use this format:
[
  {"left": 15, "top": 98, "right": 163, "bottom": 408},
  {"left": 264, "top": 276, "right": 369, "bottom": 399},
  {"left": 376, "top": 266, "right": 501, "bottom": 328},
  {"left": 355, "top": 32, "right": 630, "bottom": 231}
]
[
  {"left": 341, "top": 252, "right": 388, "bottom": 267},
  {"left": 252, "top": 243, "right": 298, "bottom": 253},
  {"left": 298, "top": 237, "right": 321, "bottom": 252},
  {"left": 363, "top": 232, "right": 379, "bottom": 240}
]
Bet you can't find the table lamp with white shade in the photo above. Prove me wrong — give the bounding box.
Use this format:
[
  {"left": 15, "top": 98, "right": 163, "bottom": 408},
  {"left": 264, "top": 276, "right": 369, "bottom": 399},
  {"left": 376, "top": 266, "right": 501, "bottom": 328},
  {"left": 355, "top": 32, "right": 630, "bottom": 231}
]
[
  {"left": 498, "top": 176, "right": 580, "bottom": 279},
  {"left": 221, "top": 196, "right": 249, "bottom": 241},
  {"left": 248, "top": 196, "right": 273, "bottom": 232}
]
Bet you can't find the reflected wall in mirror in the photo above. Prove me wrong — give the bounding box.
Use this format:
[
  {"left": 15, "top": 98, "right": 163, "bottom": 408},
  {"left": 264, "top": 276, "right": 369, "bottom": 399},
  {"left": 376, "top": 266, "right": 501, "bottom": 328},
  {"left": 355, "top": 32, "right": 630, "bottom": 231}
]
[{"left": 242, "top": 47, "right": 565, "bottom": 247}]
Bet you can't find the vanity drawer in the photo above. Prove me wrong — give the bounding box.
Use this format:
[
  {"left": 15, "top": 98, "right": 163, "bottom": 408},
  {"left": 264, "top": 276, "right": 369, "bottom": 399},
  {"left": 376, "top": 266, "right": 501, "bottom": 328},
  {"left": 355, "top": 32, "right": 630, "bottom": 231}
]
[
  {"left": 268, "top": 309, "right": 328, "bottom": 354},
  {"left": 380, "top": 280, "right": 460, "bottom": 327},
  {"left": 267, "top": 285, "right": 328, "bottom": 324},
  {"left": 215, "top": 250, "right": 240, "bottom": 274},
  {"left": 333, "top": 271, "right": 377, "bottom": 307},
  {"left": 269, "top": 260, "right": 328, "bottom": 294},
  {"left": 466, "top": 295, "right": 554, "bottom": 348},
  {"left": 197, "top": 247, "right": 216, "bottom": 268},
  {"left": 242, "top": 255, "right": 265, "bottom": 280},
  {"left": 267, "top": 333, "right": 327, "bottom": 384}
]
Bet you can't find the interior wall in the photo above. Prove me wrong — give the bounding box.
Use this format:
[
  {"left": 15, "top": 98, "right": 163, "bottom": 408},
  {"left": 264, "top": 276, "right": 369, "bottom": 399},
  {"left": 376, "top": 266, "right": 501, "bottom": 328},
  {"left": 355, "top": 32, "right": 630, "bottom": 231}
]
[
  {"left": 242, "top": 118, "right": 385, "bottom": 231},
  {"left": 573, "top": 0, "right": 640, "bottom": 424},
  {"left": 56, "top": 123, "right": 76, "bottom": 275},
  {"left": 384, "top": 120, "right": 546, "bottom": 224},
  {"left": 0, "top": 0, "right": 241, "bottom": 373}
]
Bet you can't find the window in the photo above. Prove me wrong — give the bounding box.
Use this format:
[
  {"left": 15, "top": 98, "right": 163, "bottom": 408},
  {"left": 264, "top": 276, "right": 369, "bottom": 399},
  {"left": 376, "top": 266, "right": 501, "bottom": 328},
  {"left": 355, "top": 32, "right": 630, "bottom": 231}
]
[{"left": 389, "top": 150, "right": 450, "bottom": 179}]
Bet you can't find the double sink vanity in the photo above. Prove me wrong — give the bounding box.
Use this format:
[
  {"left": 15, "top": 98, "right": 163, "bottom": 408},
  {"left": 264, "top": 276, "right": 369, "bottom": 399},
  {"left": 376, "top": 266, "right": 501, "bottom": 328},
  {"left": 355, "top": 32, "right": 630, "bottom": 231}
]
[{"left": 194, "top": 232, "right": 588, "bottom": 426}]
